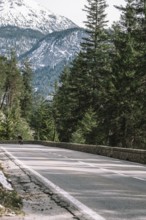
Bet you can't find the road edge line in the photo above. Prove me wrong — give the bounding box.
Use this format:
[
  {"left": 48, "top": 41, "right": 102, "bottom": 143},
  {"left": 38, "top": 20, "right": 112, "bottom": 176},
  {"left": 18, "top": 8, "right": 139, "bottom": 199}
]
[{"left": 1, "top": 146, "right": 106, "bottom": 220}]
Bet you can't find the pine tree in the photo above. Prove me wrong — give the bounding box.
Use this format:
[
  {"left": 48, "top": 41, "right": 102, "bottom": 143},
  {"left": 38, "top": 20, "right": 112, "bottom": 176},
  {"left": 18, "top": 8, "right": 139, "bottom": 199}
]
[
  {"left": 0, "top": 52, "right": 33, "bottom": 140},
  {"left": 31, "top": 99, "right": 58, "bottom": 141},
  {"left": 108, "top": 0, "right": 146, "bottom": 147},
  {"left": 0, "top": 56, "right": 8, "bottom": 110},
  {"left": 133, "top": 0, "right": 146, "bottom": 148},
  {"left": 71, "top": 107, "right": 97, "bottom": 144},
  {"left": 2, "top": 51, "right": 22, "bottom": 110},
  {"left": 82, "top": 0, "right": 110, "bottom": 106},
  {"left": 53, "top": 66, "right": 77, "bottom": 142},
  {"left": 52, "top": 0, "right": 111, "bottom": 144},
  {"left": 20, "top": 60, "right": 33, "bottom": 122}
]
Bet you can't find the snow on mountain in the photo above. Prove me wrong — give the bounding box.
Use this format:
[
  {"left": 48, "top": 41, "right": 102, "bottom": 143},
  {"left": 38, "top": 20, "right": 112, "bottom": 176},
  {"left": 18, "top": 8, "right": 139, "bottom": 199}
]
[
  {"left": 20, "top": 28, "right": 85, "bottom": 70},
  {"left": 19, "top": 27, "right": 86, "bottom": 95},
  {"left": 0, "top": 0, "right": 86, "bottom": 95},
  {"left": 0, "top": 0, "right": 77, "bottom": 34},
  {"left": 0, "top": 26, "right": 44, "bottom": 57}
]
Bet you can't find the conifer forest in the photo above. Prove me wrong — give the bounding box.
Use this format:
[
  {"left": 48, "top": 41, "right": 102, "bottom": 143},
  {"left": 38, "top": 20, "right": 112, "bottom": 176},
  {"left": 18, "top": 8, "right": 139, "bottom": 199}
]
[{"left": 0, "top": 0, "right": 146, "bottom": 149}]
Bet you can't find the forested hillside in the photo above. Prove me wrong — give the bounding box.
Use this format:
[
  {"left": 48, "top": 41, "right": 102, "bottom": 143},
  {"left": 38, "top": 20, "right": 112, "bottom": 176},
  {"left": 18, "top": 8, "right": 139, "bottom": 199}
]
[
  {"left": 52, "top": 0, "right": 146, "bottom": 149},
  {"left": 0, "top": 53, "right": 33, "bottom": 140},
  {"left": 0, "top": 0, "right": 146, "bottom": 149}
]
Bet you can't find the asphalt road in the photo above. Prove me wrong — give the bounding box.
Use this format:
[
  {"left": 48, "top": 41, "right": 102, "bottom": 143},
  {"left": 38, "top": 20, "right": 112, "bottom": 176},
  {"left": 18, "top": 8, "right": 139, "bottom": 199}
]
[{"left": 1, "top": 144, "right": 146, "bottom": 220}]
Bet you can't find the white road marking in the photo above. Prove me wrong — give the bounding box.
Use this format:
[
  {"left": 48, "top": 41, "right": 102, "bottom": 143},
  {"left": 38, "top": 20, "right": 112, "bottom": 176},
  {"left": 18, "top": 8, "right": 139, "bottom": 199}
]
[
  {"left": 1, "top": 148, "right": 146, "bottom": 181},
  {"left": 134, "top": 177, "right": 145, "bottom": 181},
  {"left": 2, "top": 146, "right": 146, "bottom": 182},
  {"left": 78, "top": 161, "right": 145, "bottom": 180},
  {"left": 1, "top": 147, "right": 106, "bottom": 220}
]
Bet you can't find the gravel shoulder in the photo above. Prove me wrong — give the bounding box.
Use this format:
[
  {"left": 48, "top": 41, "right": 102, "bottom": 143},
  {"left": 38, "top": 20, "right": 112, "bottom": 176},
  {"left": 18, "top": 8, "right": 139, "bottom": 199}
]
[{"left": 0, "top": 150, "right": 78, "bottom": 220}]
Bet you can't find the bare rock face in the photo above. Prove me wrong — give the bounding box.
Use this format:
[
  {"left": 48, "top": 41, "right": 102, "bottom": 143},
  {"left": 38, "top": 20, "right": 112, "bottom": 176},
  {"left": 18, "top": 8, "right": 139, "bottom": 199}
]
[{"left": 0, "top": 0, "right": 86, "bottom": 96}]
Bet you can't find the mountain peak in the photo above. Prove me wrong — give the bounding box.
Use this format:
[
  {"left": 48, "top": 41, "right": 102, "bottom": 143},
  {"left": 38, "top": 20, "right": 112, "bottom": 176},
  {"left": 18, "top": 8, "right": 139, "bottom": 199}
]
[
  {"left": 0, "top": 0, "right": 77, "bottom": 34},
  {"left": 0, "top": 0, "right": 52, "bottom": 14}
]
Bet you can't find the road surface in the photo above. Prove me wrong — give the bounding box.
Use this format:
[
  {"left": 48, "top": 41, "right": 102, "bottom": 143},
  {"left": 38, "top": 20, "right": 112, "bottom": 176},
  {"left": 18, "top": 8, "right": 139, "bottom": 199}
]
[{"left": 1, "top": 144, "right": 146, "bottom": 220}]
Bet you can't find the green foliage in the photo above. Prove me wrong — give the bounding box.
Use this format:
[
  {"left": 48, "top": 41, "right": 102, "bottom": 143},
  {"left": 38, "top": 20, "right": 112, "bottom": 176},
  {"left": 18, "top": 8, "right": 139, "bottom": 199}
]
[
  {"left": 0, "top": 108, "right": 33, "bottom": 140},
  {"left": 0, "top": 52, "right": 34, "bottom": 140},
  {"left": 52, "top": 0, "right": 146, "bottom": 149},
  {"left": 20, "top": 60, "right": 33, "bottom": 122},
  {"left": 71, "top": 129, "right": 85, "bottom": 144},
  {"left": 14, "top": 118, "right": 34, "bottom": 140},
  {"left": 71, "top": 108, "right": 97, "bottom": 144},
  {"left": 31, "top": 99, "right": 58, "bottom": 141},
  {"left": 0, "top": 186, "right": 22, "bottom": 215},
  {"left": 0, "top": 0, "right": 146, "bottom": 149},
  {"left": 53, "top": 66, "right": 80, "bottom": 142},
  {"left": 53, "top": 0, "right": 111, "bottom": 144},
  {"left": 106, "top": 0, "right": 146, "bottom": 148}
]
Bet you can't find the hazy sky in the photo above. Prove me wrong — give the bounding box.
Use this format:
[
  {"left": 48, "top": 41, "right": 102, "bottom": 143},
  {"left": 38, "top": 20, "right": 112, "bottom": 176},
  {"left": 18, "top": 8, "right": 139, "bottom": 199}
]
[{"left": 35, "top": 0, "right": 126, "bottom": 27}]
